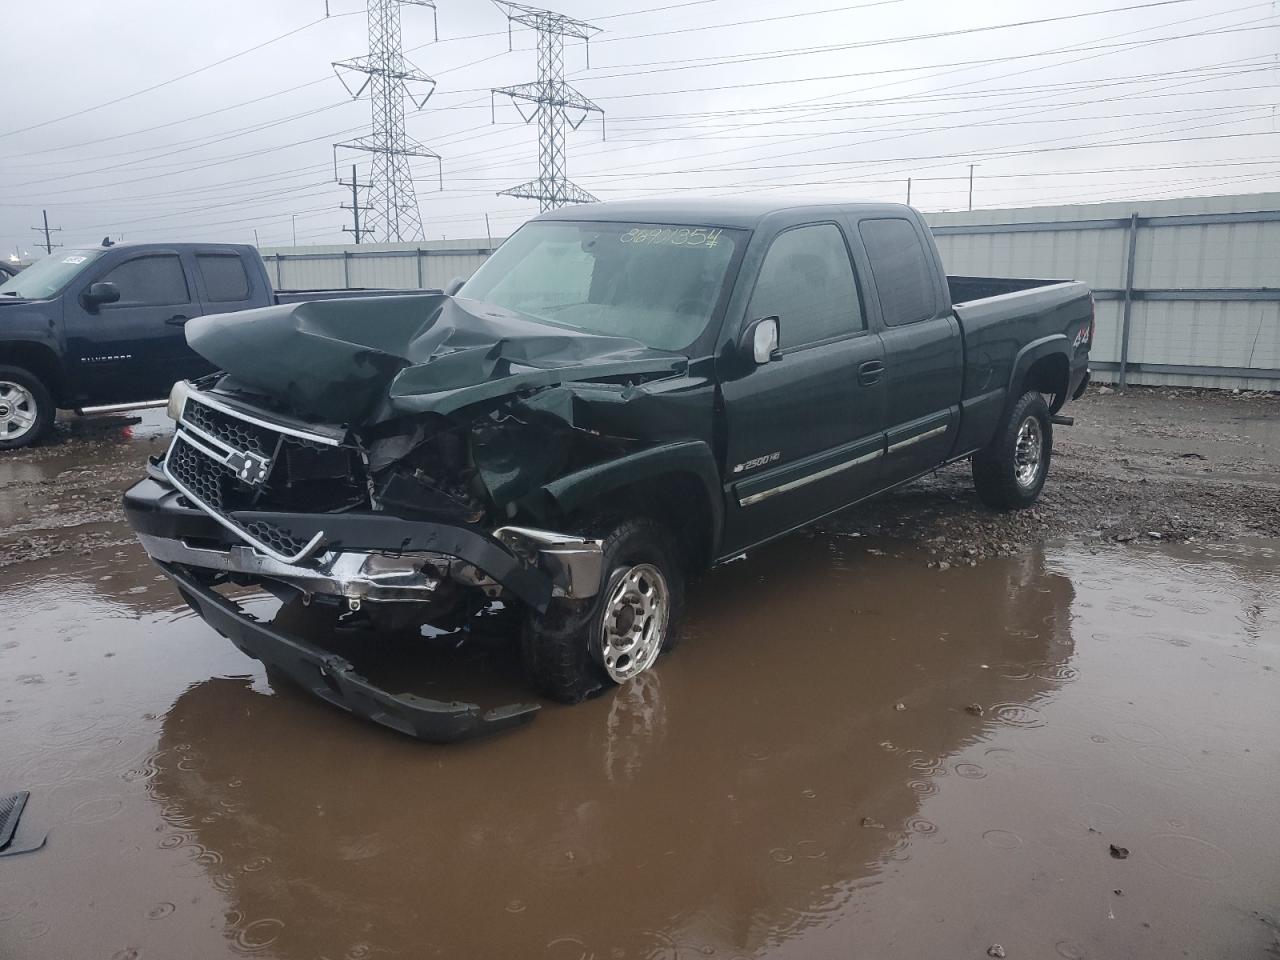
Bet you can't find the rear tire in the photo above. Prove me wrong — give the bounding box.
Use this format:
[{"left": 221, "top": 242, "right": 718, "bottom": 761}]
[
  {"left": 521, "top": 518, "right": 684, "bottom": 704},
  {"left": 0, "top": 366, "right": 54, "bottom": 451},
  {"left": 972, "top": 390, "right": 1052, "bottom": 510}
]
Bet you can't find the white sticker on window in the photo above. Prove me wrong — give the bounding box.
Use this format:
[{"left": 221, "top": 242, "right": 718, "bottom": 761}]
[{"left": 62, "top": 255, "right": 88, "bottom": 264}]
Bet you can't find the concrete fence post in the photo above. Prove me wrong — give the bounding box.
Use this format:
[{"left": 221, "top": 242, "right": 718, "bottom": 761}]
[
  {"left": 342, "top": 251, "right": 351, "bottom": 289},
  {"left": 1118, "top": 212, "right": 1139, "bottom": 390},
  {"left": 416, "top": 249, "right": 424, "bottom": 289}
]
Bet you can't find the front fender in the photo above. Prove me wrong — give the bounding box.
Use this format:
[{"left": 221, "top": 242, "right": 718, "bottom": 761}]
[{"left": 542, "top": 440, "right": 724, "bottom": 555}]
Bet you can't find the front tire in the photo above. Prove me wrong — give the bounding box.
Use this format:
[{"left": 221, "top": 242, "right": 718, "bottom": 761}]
[
  {"left": 521, "top": 518, "right": 684, "bottom": 703},
  {"left": 0, "top": 366, "right": 54, "bottom": 451},
  {"left": 972, "top": 390, "right": 1053, "bottom": 510}
]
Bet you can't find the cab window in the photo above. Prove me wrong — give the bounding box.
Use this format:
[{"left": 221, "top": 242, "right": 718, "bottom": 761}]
[
  {"left": 100, "top": 255, "right": 191, "bottom": 307},
  {"left": 748, "top": 224, "right": 863, "bottom": 349},
  {"left": 858, "top": 218, "right": 938, "bottom": 326}
]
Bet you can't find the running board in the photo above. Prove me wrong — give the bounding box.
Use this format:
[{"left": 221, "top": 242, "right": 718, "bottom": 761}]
[
  {"left": 75, "top": 399, "right": 167, "bottom": 416},
  {"left": 1050, "top": 414, "right": 1075, "bottom": 426}
]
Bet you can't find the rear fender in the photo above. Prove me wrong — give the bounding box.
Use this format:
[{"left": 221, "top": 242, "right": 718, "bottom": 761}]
[{"left": 1007, "top": 335, "right": 1069, "bottom": 415}]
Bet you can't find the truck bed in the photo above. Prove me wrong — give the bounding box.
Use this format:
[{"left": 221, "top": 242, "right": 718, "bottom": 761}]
[{"left": 947, "top": 275, "right": 1072, "bottom": 305}]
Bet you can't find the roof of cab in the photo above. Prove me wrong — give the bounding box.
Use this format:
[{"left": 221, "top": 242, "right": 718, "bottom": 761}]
[{"left": 533, "top": 196, "right": 917, "bottom": 229}]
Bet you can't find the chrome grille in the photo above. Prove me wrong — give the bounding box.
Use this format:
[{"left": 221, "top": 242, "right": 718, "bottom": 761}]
[
  {"left": 163, "top": 392, "right": 331, "bottom": 564},
  {"left": 182, "top": 397, "right": 277, "bottom": 457}
]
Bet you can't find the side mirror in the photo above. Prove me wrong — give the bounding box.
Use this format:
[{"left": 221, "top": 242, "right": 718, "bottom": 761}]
[
  {"left": 443, "top": 276, "right": 466, "bottom": 297},
  {"left": 740, "top": 315, "right": 781, "bottom": 366},
  {"left": 81, "top": 281, "right": 120, "bottom": 310}
]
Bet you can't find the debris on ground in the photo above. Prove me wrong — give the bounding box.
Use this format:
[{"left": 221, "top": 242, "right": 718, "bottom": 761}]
[{"left": 1109, "top": 844, "right": 1130, "bottom": 860}]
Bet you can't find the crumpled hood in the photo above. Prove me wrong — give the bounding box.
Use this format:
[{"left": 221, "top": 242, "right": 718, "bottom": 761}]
[{"left": 186, "top": 294, "right": 687, "bottom": 424}]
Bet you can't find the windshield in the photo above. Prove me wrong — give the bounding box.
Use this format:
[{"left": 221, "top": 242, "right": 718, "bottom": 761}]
[
  {"left": 0, "top": 249, "right": 104, "bottom": 299},
  {"left": 458, "top": 220, "right": 746, "bottom": 351}
]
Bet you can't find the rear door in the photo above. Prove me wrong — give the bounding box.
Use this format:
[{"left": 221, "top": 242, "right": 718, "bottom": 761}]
[
  {"left": 189, "top": 250, "right": 261, "bottom": 379},
  {"left": 855, "top": 216, "right": 962, "bottom": 483},
  {"left": 64, "top": 250, "right": 204, "bottom": 403},
  {"left": 720, "top": 221, "right": 886, "bottom": 554}
]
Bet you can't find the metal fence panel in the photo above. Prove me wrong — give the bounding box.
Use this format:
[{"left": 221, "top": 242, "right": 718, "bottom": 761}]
[{"left": 927, "top": 193, "right": 1280, "bottom": 390}]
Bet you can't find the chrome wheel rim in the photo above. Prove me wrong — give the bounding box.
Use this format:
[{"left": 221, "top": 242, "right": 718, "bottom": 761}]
[
  {"left": 0, "top": 381, "right": 38, "bottom": 442},
  {"left": 1014, "top": 416, "right": 1044, "bottom": 487},
  {"left": 597, "top": 563, "right": 670, "bottom": 683}
]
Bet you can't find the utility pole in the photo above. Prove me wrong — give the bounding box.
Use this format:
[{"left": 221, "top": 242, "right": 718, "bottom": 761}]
[
  {"left": 906, "top": 178, "right": 912, "bottom": 205},
  {"left": 333, "top": 0, "right": 442, "bottom": 242},
  {"left": 968, "top": 165, "right": 975, "bottom": 212},
  {"left": 291, "top": 214, "right": 298, "bottom": 247},
  {"left": 491, "top": 2, "right": 604, "bottom": 212},
  {"left": 340, "top": 164, "right": 375, "bottom": 244},
  {"left": 253, "top": 228, "right": 261, "bottom": 247},
  {"left": 30, "top": 209, "right": 61, "bottom": 255}
]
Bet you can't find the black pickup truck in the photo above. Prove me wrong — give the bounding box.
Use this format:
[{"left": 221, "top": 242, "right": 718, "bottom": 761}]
[
  {"left": 0, "top": 241, "right": 435, "bottom": 449},
  {"left": 123, "top": 199, "right": 1092, "bottom": 741}
]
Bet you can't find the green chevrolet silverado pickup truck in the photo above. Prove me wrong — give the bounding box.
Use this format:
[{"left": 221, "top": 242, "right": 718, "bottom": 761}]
[{"left": 123, "top": 198, "right": 1093, "bottom": 741}]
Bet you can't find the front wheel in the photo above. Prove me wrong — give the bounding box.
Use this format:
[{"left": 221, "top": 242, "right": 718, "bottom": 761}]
[
  {"left": 971, "top": 390, "right": 1053, "bottom": 510},
  {"left": 521, "top": 518, "right": 684, "bottom": 703},
  {"left": 0, "top": 366, "right": 55, "bottom": 451}
]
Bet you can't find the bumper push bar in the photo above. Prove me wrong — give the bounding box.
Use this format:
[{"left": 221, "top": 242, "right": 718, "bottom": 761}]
[{"left": 159, "top": 561, "right": 541, "bottom": 743}]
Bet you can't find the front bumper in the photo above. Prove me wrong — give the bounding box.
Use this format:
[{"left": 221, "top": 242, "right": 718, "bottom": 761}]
[
  {"left": 124, "top": 473, "right": 603, "bottom": 611},
  {"left": 124, "top": 472, "right": 604, "bottom": 742},
  {"left": 159, "top": 561, "right": 539, "bottom": 742}
]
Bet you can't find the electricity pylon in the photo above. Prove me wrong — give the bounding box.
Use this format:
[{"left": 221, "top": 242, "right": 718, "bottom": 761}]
[
  {"left": 491, "top": 2, "right": 604, "bottom": 212},
  {"left": 333, "top": 0, "right": 442, "bottom": 242}
]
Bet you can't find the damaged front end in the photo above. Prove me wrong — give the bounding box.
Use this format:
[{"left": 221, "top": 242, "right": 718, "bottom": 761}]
[{"left": 126, "top": 295, "right": 694, "bottom": 742}]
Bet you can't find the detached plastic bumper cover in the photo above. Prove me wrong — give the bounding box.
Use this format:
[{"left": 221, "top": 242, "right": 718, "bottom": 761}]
[{"left": 158, "top": 561, "right": 540, "bottom": 743}]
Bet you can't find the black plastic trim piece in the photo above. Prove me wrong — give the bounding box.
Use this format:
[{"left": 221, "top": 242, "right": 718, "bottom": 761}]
[{"left": 158, "top": 562, "right": 540, "bottom": 743}]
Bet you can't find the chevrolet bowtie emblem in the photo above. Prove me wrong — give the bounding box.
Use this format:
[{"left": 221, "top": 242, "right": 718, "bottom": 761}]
[{"left": 227, "top": 450, "right": 270, "bottom": 485}]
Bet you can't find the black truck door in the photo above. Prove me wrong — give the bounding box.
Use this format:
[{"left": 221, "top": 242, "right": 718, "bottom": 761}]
[
  {"left": 65, "top": 250, "right": 203, "bottom": 404},
  {"left": 856, "top": 216, "right": 962, "bottom": 483},
  {"left": 720, "top": 221, "right": 886, "bottom": 555}
]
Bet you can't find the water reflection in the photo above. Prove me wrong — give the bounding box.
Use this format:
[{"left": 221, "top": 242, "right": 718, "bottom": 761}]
[{"left": 146, "top": 535, "right": 1077, "bottom": 958}]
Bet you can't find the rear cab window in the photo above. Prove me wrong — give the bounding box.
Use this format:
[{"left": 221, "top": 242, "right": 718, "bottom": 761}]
[
  {"left": 858, "top": 218, "right": 937, "bottom": 326},
  {"left": 748, "top": 223, "right": 864, "bottom": 349},
  {"left": 196, "top": 254, "right": 252, "bottom": 302}
]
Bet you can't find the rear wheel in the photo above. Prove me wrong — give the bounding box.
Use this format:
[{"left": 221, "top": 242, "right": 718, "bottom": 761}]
[
  {"left": 972, "top": 390, "right": 1052, "bottom": 510},
  {"left": 521, "top": 518, "right": 684, "bottom": 703},
  {"left": 0, "top": 366, "right": 54, "bottom": 451}
]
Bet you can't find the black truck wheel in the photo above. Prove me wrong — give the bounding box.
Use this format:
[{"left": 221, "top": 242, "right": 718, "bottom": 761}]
[
  {"left": 972, "top": 390, "right": 1053, "bottom": 510},
  {"left": 521, "top": 518, "right": 685, "bottom": 703},
  {"left": 0, "top": 366, "right": 54, "bottom": 451}
]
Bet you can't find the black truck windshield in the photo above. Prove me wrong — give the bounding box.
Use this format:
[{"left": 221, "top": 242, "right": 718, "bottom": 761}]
[
  {"left": 0, "top": 249, "right": 103, "bottom": 299},
  {"left": 458, "top": 221, "right": 745, "bottom": 351}
]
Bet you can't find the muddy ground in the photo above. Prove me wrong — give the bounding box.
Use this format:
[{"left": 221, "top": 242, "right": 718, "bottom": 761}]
[
  {"left": 3, "top": 385, "right": 1278, "bottom": 573},
  {"left": 1, "top": 387, "right": 1278, "bottom": 960}
]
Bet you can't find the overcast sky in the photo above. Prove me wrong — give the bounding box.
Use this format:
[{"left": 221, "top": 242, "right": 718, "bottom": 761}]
[{"left": 2, "top": 0, "right": 1276, "bottom": 256}]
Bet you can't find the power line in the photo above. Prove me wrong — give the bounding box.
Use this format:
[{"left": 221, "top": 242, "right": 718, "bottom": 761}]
[{"left": 0, "top": 11, "right": 363, "bottom": 141}]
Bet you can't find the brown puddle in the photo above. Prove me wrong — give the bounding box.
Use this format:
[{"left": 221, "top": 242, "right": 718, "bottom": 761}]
[{"left": 0, "top": 530, "right": 1277, "bottom": 959}]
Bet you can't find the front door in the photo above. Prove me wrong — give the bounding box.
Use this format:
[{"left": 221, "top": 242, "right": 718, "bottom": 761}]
[
  {"left": 65, "top": 250, "right": 203, "bottom": 404},
  {"left": 720, "top": 222, "right": 886, "bottom": 555}
]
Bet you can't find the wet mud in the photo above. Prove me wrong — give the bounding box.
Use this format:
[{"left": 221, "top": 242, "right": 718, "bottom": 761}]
[{"left": 1, "top": 393, "right": 1279, "bottom": 958}]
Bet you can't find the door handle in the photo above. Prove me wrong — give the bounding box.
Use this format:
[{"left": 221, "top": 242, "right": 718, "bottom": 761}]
[
  {"left": 166, "top": 314, "right": 189, "bottom": 326},
  {"left": 858, "top": 360, "right": 884, "bottom": 386}
]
